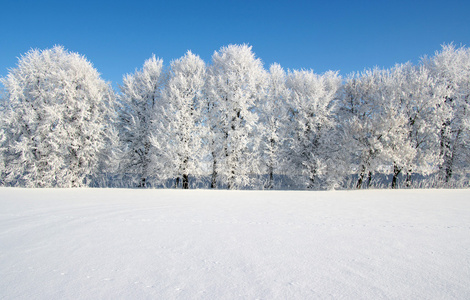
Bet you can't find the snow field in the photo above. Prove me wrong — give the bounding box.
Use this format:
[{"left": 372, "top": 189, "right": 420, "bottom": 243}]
[{"left": 1, "top": 188, "right": 469, "bottom": 299}]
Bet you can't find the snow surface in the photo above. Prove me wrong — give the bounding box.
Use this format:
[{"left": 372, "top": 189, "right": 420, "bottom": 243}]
[{"left": 1, "top": 188, "right": 469, "bottom": 299}]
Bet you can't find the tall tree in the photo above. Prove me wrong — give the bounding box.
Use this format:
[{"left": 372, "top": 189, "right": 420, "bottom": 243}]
[
  {"left": 341, "top": 68, "right": 413, "bottom": 189},
  {"left": 206, "top": 44, "right": 266, "bottom": 189},
  {"left": 425, "top": 44, "right": 470, "bottom": 182},
  {"left": 118, "top": 55, "right": 165, "bottom": 187},
  {"left": 391, "top": 63, "right": 449, "bottom": 186},
  {"left": 284, "top": 69, "right": 341, "bottom": 189},
  {"left": 151, "top": 51, "right": 207, "bottom": 189},
  {"left": 0, "top": 118, "right": 5, "bottom": 184},
  {"left": 0, "top": 46, "right": 116, "bottom": 187},
  {"left": 259, "top": 63, "right": 289, "bottom": 189}
]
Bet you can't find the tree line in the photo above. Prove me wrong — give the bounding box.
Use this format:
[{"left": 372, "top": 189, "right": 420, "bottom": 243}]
[{"left": 0, "top": 44, "right": 469, "bottom": 189}]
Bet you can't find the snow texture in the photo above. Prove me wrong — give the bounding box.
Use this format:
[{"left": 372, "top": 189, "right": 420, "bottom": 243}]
[{"left": 1, "top": 188, "right": 469, "bottom": 299}]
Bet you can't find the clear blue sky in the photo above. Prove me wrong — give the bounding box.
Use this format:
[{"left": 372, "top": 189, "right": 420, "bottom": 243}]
[{"left": 1, "top": 0, "right": 469, "bottom": 88}]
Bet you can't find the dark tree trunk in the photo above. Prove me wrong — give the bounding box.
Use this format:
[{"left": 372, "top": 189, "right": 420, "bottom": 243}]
[
  {"left": 182, "top": 174, "right": 189, "bottom": 189},
  {"left": 267, "top": 165, "right": 274, "bottom": 190},
  {"left": 139, "top": 142, "right": 151, "bottom": 188},
  {"left": 445, "top": 128, "right": 460, "bottom": 183},
  {"left": 439, "top": 121, "right": 454, "bottom": 183},
  {"left": 405, "top": 168, "right": 412, "bottom": 187},
  {"left": 227, "top": 169, "right": 235, "bottom": 190},
  {"left": 391, "top": 165, "right": 401, "bottom": 189},
  {"left": 308, "top": 176, "right": 316, "bottom": 190},
  {"left": 211, "top": 154, "right": 217, "bottom": 189},
  {"left": 175, "top": 177, "right": 180, "bottom": 188},
  {"left": 181, "top": 157, "right": 189, "bottom": 189},
  {"left": 266, "top": 138, "right": 275, "bottom": 190},
  {"left": 139, "top": 177, "right": 146, "bottom": 188},
  {"left": 356, "top": 165, "right": 366, "bottom": 189},
  {"left": 366, "top": 171, "right": 372, "bottom": 188}
]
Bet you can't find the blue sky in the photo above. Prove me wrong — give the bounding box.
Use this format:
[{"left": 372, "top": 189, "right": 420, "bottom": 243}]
[{"left": 1, "top": 0, "right": 469, "bottom": 88}]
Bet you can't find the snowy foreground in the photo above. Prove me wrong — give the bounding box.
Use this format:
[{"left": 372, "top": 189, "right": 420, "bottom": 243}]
[{"left": 1, "top": 188, "right": 469, "bottom": 299}]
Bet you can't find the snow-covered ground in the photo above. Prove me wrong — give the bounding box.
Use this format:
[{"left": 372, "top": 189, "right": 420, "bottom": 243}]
[{"left": 1, "top": 188, "right": 469, "bottom": 299}]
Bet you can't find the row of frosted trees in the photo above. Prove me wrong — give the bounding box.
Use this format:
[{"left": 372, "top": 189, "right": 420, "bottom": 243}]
[{"left": 0, "top": 44, "right": 469, "bottom": 189}]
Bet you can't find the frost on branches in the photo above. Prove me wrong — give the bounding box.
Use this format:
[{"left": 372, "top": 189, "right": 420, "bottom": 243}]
[
  {"left": 259, "top": 64, "right": 289, "bottom": 189},
  {"left": 341, "top": 67, "right": 416, "bottom": 189},
  {"left": 425, "top": 44, "right": 470, "bottom": 182},
  {"left": 391, "top": 63, "right": 448, "bottom": 186},
  {"left": 0, "top": 43, "right": 469, "bottom": 189},
  {"left": 151, "top": 51, "right": 207, "bottom": 189},
  {"left": 284, "top": 69, "right": 341, "bottom": 189},
  {"left": 118, "top": 55, "right": 165, "bottom": 187},
  {"left": 0, "top": 46, "right": 116, "bottom": 187},
  {"left": 206, "top": 45, "right": 266, "bottom": 189}
]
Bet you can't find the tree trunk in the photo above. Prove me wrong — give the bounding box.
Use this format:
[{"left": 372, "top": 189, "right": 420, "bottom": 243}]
[
  {"left": 439, "top": 121, "right": 454, "bottom": 183},
  {"left": 140, "top": 142, "right": 150, "bottom": 188},
  {"left": 267, "top": 138, "right": 275, "bottom": 190},
  {"left": 267, "top": 165, "right": 274, "bottom": 190},
  {"left": 356, "top": 165, "right": 366, "bottom": 189},
  {"left": 210, "top": 153, "right": 217, "bottom": 189},
  {"left": 227, "top": 169, "right": 235, "bottom": 190},
  {"left": 139, "top": 177, "right": 146, "bottom": 188},
  {"left": 174, "top": 177, "right": 180, "bottom": 189},
  {"left": 366, "top": 171, "right": 372, "bottom": 188},
  {"left": 182, "top": 174, "right": 189, "bottom": 189},
  {"left": 391, "top": 164, "right": 401, "bottom": 189},
  {"left": 182, "top": 157, "right": 189, "bottom": 189},
  {"left": 445, "top": 128, "right": 461, "bottom": 183},
  {"left": 405, "top": 168, "right": 412, "bottom": 187}
]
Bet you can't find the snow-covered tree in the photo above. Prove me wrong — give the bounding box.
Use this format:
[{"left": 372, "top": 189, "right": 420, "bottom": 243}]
[
  {"left": 0, "top": 119, "right": 5, "bottom": 184},
  {"left": 391, "top": 63, "right": 449, "bottom": 186},
  {"left": 341, "top": 67, "right": 414, "bottom": 189},
  {"left": 284, "top": 69, "right": 341, "bottom": 189},
  {"left": 151, "top": 51, "right": 207, "bottom": 189},
  {"left": 0, "top": 94, "right": 6, "bottom": 182},
  {"left": 0, "top": 46, "right": 116, "bottom": 187},
  {"left": 425, "top": 44, "right": 470, "bottom": 182},
  {"left": 206, "top": 44, "right": 266, "bottom": 189},
  {"left": 382, "top": 66, "right": 419, "bottom": 188},
  {"left": 259, "top": 63, "right": 289, "bottom": 189},
  {"left": 118, "top": 55, "right": 165, "bottom": 187}
]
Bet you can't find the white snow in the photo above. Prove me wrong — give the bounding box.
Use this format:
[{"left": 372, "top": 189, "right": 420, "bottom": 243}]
[{"left": 1, "top": 188, "right": 469, "bottom": 299}]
